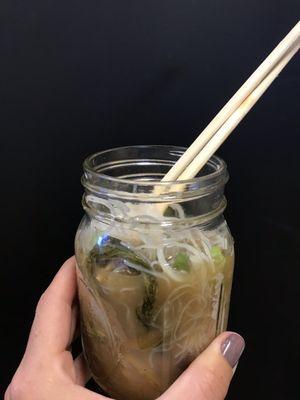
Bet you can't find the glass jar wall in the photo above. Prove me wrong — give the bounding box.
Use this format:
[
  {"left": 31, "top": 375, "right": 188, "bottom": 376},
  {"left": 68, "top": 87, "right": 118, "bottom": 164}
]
[{"left": 75, "top": 146, "right": 234, "bottom": 400}]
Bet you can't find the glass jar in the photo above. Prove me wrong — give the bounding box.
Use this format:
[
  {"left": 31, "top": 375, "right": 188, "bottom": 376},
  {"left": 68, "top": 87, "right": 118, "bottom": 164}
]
[{"left": 75, "top": 145, "right": 234, "bottom": 400}]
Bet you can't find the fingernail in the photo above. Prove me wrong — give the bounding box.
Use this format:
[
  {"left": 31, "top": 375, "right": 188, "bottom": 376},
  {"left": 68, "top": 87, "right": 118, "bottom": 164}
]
[{"left": 221, "top": 333, "right": 245, "bottom": 368}]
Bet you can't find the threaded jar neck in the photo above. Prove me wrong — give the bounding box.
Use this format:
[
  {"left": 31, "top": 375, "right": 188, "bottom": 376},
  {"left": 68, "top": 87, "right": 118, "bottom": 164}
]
[{"left": 81, "top": 145, "right": 229, "bottom": 227}]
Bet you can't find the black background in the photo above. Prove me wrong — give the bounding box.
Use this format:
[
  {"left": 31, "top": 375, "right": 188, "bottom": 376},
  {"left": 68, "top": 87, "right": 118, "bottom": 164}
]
[{"left": 1, "top": 1, "right": 300, "bottom": 398}]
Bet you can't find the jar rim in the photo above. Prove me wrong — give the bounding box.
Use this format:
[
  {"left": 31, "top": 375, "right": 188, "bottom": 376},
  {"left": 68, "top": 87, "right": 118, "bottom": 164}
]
[
  {"left": 82, "top": 145, "right": 228, "bottom": 223},
  {"left": 83, "top": 145, "right": 227, "bottom": 188}
]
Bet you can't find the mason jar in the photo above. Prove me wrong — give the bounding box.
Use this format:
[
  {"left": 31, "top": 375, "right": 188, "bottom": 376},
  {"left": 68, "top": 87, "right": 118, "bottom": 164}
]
[{"left": 75, "top": 145, "right": 234, "bottom": 400}]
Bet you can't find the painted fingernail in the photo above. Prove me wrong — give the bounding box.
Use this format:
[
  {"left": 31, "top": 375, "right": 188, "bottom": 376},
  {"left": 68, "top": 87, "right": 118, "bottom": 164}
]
[{"left": 221, "top": 333, "right": 245, "bottom": 368}]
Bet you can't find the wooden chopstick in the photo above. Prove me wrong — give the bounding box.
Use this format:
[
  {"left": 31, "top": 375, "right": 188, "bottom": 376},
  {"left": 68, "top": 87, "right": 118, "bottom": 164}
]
[
  {"left": 161, "top": 21, "right": 300, "bottom": 183},
  {"left": 177, "top": 44, "right": 299, "bottom": 181}
]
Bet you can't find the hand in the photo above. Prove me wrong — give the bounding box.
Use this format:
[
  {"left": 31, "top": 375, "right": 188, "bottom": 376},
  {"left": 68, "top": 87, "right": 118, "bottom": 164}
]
[{"left": 5, "top": 257, "right": 245, "bottom": 400}]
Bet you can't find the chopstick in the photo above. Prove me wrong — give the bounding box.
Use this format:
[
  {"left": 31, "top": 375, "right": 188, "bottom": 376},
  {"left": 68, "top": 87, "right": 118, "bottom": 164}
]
[
  {"left": 161, "top": 21, "right": 300, "bottom": 183},
  {"left": 178, "top": 44, "right": 299, "bottom": 180}
]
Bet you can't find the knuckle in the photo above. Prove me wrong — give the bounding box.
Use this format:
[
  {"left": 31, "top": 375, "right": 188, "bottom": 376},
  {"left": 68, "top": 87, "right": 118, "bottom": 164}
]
[
  {"left": 9, "top": 377, "right": 30, "bottom": 400},
  {"left": 197, "top": 366, "right": 228, "bottom": 399},
  {"left": 4, "top": 384, "right": 11, "bottom": 400},
  {"left": 35, "top": 291, "right": 48, "bottom": 314}
]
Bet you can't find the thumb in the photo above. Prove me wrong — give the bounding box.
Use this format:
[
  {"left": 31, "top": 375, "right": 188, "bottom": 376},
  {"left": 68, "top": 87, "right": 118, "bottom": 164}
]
[{"left": 160, "top": 332, "right": 245, "bottom": 400}]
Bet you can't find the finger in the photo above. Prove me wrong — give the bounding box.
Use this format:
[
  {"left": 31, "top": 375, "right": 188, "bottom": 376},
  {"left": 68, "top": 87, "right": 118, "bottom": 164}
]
[
  {"left": 67, "top": 302, "right": 80, "bottom": 353},
  {"left": 65, "top": 386, "right": 111, "bottom": 400},
  {"left": 69, "top": 301, "right": 80, "bottom": 347},
  {"left": 25, "top": 256, "right": 77, "bottom": 360},
  {"left": 4, "top": 384, "right": 11, "bottom": 400},
  {"left": 74, "top": 352, "right": 91, "bottom": 386},
  {"left": 160, "top": 332, "right": 245, "bottom": 400}
]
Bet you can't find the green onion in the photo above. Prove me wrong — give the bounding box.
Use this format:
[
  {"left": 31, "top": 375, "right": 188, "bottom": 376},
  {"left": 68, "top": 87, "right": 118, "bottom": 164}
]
[
  {"left": 211, "top": 245, "right": 225, "bottom": 264},
  {"left": 173, "top": 252, "right": 190, "bottom": 271}
]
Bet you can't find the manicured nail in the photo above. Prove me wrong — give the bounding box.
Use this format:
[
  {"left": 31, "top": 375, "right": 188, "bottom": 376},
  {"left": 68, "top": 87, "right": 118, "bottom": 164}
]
[{"left": 221, "top": 333, "right": 245, "bottom": 368}]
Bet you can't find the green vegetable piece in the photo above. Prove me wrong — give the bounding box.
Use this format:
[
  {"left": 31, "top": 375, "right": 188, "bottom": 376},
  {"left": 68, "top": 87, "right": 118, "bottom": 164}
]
[
  {"left": 211, "top": 245, "right": 225, "bottom": 265},
  {"left": 136, "top": 274, "right": 158, "bottom": 328},
  {"left": 173, "top": 252, "right": 190, "bottom": 271},
  {"left": 88, "top": 236, "right": 158, "bottom": 329},
  {"left": 87, "top": 237, "right": 148, "bottom": 273}
]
